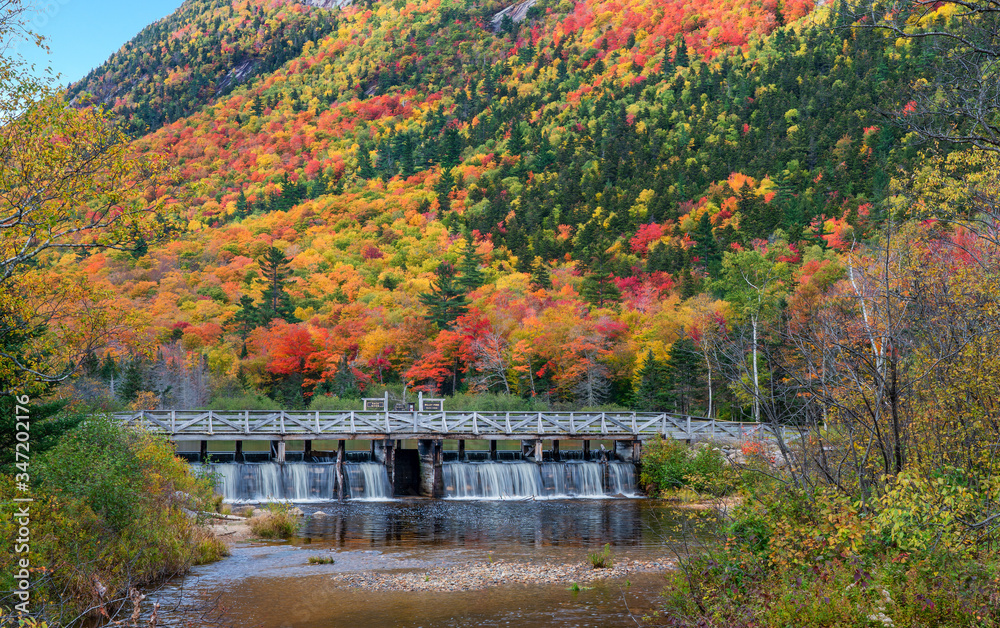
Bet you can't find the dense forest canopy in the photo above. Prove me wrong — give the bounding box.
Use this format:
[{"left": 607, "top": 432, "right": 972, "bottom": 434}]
[{"left": 3, "top": 0, "right": 984, "bottom": 415}]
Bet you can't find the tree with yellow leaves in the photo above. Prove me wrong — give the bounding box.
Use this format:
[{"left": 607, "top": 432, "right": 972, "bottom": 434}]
[{"left": 0, "top": 0, "right": 163, "bottom": 394}]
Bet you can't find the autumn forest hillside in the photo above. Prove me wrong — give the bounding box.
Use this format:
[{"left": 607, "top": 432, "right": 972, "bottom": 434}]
[{"left": 59, "top": 0, "right": 945, "bottom": 412}]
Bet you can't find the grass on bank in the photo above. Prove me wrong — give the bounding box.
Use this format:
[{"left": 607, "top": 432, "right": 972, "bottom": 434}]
[{"left": 247, "top": 502, "right": 299, "bottom": 539}]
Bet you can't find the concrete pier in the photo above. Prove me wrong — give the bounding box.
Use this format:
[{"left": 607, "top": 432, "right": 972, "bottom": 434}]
[{"left": 417, "top": 439, "right": 443, "bottom": 497}]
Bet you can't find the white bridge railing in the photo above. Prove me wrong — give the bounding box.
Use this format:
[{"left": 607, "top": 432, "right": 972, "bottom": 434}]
[{"left": 112, "top": 410, "right": 794, "bottom": 442}]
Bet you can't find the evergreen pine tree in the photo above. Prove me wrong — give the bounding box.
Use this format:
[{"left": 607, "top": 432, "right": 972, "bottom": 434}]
[
  {"left": 435, "top": 167, "right": 454, "bottom": 212},
  {"left": 457, "top": 236, "right": 486, "bottom": 293},
  {"left": 508, "top": 121, "right": 525, "bottom": 155},
  {"left": 119, "top": 359, "right": 145, "bottom": 403},
  {"left": 236, "top": 190, "right": 249, "bottom": 218},
  {"left": 633, "top": 350, "right": 671, "bottom": 411},
  {"left": 530, "top": 256, "right": 551, "bottom": 290},
  {"left": 738, "top": 185, "right": 780, "bottom": 242},
  {"left": 80, "top": 350, "right": 100, "bottom": 377},
  {"left": 99, "top": 354, "right": 119, "bottom": 397},
  {"left": 441, "top": 126, "right": 462, "bottom": 168},
  {"left": 692, "top": 213, "right": 722, "bottom": 277},
  {"left": 663, "top": 337, "right": 705, "bottom": 414},
  {"left": 258, "top": 247, "right": 298, "bottom": 324},
  {"left": 0, "top": 397, "right": 83, "bottom": 471},
  {"left": 233, "top": 295, "right": 261, "bottom": 339},
  {"left": 357, "top": 144, "right": 375, "bottom": 179},
  {"left": 580, "top": 249, "right": 621, "bottom": 308},
  {"left": 673, "top": 35, "right": 690, "bottom": 67},
  {"left": 647, "top": 242, "right": 669, "bottom": 273},
  {"left": 679, "top": 270, "right": 703, "bottom": 299},
  {"left": 419, "top": 261, "right": 470, "bottom": 329}
]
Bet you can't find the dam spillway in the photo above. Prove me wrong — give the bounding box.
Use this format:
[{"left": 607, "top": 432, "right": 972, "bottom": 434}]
[
  {"left": 442, "top": 461, "right": 637, "bottom": 499},
  {"left": 201, "top": 462, "right": 393, "bottom": 502},
  {"left": 197, "top": 460, "right": 638, "bottom": 501}
]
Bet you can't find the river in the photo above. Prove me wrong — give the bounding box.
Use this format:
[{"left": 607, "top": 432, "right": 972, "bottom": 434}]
[{"left": 152, "top": 499, "right": 698, "bottom": 627}]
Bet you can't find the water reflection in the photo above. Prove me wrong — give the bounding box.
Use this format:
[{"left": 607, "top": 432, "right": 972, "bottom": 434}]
[
  {"left": 295, "top": 500, "right": 683, "bottom": 558},
  {"left": 155, "top": 500, "right": 697, "bottom": 628}
]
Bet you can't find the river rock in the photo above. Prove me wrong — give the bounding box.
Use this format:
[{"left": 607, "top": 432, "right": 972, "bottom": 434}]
[
  {"left": 313, "top": 510, "right": 328, "bottom": 517},
  {"left": 288, "top": 507, "right": 305, "bottom": 516}
]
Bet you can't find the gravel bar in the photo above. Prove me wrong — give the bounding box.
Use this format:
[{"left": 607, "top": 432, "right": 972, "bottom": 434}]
[{"left": 328, "top": 558, "right": 673, "bottom": 592}]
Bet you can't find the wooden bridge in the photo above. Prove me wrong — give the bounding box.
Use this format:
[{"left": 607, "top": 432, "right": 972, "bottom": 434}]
[
  {"left": 113, "top": 410, "right": 792, "bottom": 497},
  {"left": 113, "top": 410, "right": 782, "bottom": 441}
]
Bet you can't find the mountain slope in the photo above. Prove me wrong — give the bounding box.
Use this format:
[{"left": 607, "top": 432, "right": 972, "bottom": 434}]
[
  {"left": 68, "top": 0, "right": 940, "bottom": 410},
  {"left": 68, "top": 0, "right": 338, "bottom": 133}
]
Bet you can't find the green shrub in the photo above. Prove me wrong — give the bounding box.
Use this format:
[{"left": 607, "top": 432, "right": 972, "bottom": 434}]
[
  {"left": 639, "top": 436, "right": 731, "bottom": 496},
  {"left": 659, "top": 484, "right": 1000, "bottom": 627},
  {"left": 639, "top": 436, "right": 689, "bottom": 492},
  {"left": 192, "top": 527, "right": 230, "bottom": 565},
  {"left": 308, "top": 394, "right": 365, "bottom": 411},
  {"left": 201, "top": 393, "right": 276, "bottom": 411}
]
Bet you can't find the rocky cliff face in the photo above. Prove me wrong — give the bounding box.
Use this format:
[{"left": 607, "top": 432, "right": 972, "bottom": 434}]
[
  {"left": 489, "top": 0, "right": 538, "bottom": 31},
  {"left": 300, "top": 0, "right": 354, "bottom": 8},
  {"left": 66, "top": 0, "right": 339, "bottom": 133}
]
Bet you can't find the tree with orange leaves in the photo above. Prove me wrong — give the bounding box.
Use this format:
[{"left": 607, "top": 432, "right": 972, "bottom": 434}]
[{"left": 0, "top": 1, "right": 163, "bottom": 394}]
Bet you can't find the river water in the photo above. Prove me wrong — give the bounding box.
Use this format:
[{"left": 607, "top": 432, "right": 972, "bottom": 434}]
[{"left": 152, "top": 499, "right": 698, "bottom": 628}]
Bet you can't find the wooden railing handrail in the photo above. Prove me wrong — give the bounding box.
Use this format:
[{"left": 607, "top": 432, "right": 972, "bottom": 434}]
[{"left": 109, "top": 410, "right": 793, "bottom": 441}]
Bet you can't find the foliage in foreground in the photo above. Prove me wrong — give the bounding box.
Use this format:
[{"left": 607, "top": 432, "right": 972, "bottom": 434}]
[
  {"left": 653, "top": 476, "right": 1000, "bottom": 627},
  {"left": 639, "top": 436, "right": 732, "bottom": 497},
  {"left": 0, "top": 416, "right": 228, "bottom": 624}
]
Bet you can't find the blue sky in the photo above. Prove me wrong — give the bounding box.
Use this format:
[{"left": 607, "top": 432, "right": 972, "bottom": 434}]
[{"left": 19, "top": 0, "right": 185, "bottom": 85}]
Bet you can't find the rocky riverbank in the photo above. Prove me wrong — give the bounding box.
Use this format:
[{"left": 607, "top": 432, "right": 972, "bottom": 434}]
[
  {"left": 328, "top": 557, "right": 673, "bottom": 592},
  {"left": 204, "top": 513, "right": 254, "bottom": 543}
]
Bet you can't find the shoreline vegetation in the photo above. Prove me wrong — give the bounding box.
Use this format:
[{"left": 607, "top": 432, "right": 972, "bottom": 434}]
[
  {"left": 639, "top": 436, "right": 1000, "bottom": 627},
  {"left": 0, "top": 416, "right": 230, "bottom": 627}
]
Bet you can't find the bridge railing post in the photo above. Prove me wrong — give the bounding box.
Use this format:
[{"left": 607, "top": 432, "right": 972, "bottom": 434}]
[{"left": 686, "top": 416, "right": 692, "bottom": 442}]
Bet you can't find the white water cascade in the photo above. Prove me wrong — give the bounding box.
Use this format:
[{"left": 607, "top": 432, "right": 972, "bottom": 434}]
[
  {"left": 608, "top": 462, "right": 639, "bottom": 497},
  {"left": 343, "top": 462, "right": 394, "bottom": 501},
  {"left": 199, "top": 462, "right": 393, "bottom": 502},
  {"left": 442, "top": 461, "right": 639, "bottom": 499}
]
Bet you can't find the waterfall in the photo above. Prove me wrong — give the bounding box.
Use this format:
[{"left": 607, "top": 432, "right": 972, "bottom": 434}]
[
  {"left": 608, "top": 462, "right": 639, "bottom": 497},
  {"left": 344, "top": 462, "right": 394, "bottom": 500},
  {"left": 198, "top": 462, "right": 392, "bottom": 502},
  {"left": 442, "top": 461, "right": 638, "bottom": 500}
]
